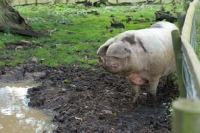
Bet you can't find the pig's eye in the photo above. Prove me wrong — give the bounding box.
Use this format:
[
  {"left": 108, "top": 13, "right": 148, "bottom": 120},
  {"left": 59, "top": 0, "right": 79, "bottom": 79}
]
[{"left": 124, "top": 48, "right": 131, "bottom": 54}]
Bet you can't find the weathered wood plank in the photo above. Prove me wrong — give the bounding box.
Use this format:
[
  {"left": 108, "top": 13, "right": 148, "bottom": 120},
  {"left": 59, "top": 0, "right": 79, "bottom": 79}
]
[
  {"left": 172, "top": 98, "right": 200, "bottom": 133},
  {"left": 172, "top": 30, "right": 186, "bottom": 97},
  {"left": 181, "top": 36, "right": 200, "bottom": 97},
  {"left": 181, "top": 0, "right": 199, "bottom": 41}
]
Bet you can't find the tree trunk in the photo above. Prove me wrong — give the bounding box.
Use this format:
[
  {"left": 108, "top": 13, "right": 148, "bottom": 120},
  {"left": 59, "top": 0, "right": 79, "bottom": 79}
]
[{"left": 0, "top": 0, "right": 46, "bottom": 37}]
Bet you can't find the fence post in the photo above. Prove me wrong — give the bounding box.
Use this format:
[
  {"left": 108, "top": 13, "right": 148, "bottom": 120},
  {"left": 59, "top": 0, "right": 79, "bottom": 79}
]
[
  {"left": 172, "top": 30, "right": 186, "bottom": 97},
  {"left": 177, "top": 12, "right": 186, "bottom": 33},
  {"left": 172, "top": 99, "right": 200, "bottom": 133},
  {"left": 184, "top": 1, "right": 190, "bottom": 11}
]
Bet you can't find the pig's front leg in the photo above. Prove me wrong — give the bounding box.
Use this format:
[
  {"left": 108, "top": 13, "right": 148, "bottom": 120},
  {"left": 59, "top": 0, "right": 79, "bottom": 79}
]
[
  {"left": 147, "top": 77, "right": 160, "bottom": 102},
  {"left": 129, "top": 81, "right": 140, "bottom": 103}
]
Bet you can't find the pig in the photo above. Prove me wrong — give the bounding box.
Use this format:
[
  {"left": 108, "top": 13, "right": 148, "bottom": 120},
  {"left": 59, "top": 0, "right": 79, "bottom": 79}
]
[{"left": 97, "top": 22, "right": 178, "bottom": 103}]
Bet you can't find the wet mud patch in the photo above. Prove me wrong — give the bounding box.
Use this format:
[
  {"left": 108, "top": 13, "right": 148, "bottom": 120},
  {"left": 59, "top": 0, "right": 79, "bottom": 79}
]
[{"left": 0, "top": 63, "right": 179, "bottom": 133}]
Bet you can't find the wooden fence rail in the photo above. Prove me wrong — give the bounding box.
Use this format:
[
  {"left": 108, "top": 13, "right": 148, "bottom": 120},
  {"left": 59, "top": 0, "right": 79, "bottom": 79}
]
[
  {"left": 181, "top": 36, "right": 200, "bottom": 96},
  {"left": 172, "top": 0, "right": 200, "bottom": 132}
]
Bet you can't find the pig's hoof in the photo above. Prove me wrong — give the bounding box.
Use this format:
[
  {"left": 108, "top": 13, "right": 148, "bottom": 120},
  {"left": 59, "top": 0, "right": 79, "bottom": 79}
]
[
  {"left": 131, "top": 96, "right": 138, "bottom": 104},
  {"left": 131, "top": 100, "right": 139, "bottom": 107},
  {"left": 147, "top": 93, "right": 156, "bottom": 102}
]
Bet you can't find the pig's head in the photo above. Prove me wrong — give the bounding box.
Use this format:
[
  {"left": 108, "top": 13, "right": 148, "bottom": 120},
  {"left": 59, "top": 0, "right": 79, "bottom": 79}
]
[{"left": 97, "top": 36, "right": 134, "bottom": 76}]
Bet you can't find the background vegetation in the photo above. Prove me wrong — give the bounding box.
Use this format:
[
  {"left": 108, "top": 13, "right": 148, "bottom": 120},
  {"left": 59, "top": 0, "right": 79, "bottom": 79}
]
[{"left": 0, "top": 2, "right": 198, "bottom": 68}]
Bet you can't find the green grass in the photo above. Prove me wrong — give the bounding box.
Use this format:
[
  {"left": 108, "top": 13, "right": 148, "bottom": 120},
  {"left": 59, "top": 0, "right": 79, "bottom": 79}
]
[
  {"left": 0, "top": 3, "right": 185, "bottom": 67},
  {"left": 63, "top": 78, "right": 69, "bottom": 83}
]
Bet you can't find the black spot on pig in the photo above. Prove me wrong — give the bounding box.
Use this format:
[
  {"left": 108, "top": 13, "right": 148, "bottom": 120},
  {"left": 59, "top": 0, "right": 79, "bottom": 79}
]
[
  {"left": 122, "top": 36, "right": 136, "bottom": 44},
  {"left": 138, "top": 38, "right": 147, "bottom": 52},
  {"left": 150, "top": 23, "right": 163, "bottom": 28}
]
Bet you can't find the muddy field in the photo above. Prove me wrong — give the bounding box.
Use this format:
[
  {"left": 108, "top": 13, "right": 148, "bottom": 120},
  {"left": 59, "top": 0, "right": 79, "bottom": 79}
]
[{"left": 0, "top": 63, "right": 179, "bottom": 133}]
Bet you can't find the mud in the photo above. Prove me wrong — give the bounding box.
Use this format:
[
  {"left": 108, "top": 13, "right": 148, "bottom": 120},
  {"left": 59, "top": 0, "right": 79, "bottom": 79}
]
[{"left": 0, "top": 63, "right": 179, "bottom": 133}]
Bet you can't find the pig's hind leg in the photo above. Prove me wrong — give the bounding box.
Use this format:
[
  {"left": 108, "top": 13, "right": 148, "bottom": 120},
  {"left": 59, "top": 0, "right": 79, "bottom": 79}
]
[
  {"left": 166, "top": 72, "right": 173, "bottom": 85},
  {"left": 166, "top": 72, "right": 173, "bottom": 87},
  {"left": 147, "top": 77, "right": 160, "bottom": 102}
]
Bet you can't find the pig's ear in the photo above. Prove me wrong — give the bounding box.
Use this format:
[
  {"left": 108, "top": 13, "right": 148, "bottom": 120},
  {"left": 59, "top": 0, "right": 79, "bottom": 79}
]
[
  {"left": 97, "top": 38, "right": 114, "bottom": 55},
  {"left": 106, "top": 42, "right": 131, "bottom": 58}
]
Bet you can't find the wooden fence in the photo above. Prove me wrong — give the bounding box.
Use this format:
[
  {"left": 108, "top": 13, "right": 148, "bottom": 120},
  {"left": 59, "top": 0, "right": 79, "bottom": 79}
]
[
  {"left": 10, "top": 0, "right": 179, "bottom": 6},
  {"left": 172, "top": 0, "right": 200, "bottom": 132}
]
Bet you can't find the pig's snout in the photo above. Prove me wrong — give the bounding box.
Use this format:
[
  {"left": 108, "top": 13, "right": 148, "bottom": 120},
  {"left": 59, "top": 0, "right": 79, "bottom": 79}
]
[
  {"left": 98, "top": 57, "right": 110, "bottom": 69},
  {"left": 98, "top": 57, "right": 119, "bottom": 73}
]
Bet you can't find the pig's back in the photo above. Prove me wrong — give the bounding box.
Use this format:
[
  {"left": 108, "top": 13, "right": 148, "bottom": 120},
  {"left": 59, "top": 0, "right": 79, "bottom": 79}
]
[
  {"left": 125, "top": 27, "right": 175, "bottom": 76},
  {"left": 141, "top": 28, "right": 175, "bottom": 76}
]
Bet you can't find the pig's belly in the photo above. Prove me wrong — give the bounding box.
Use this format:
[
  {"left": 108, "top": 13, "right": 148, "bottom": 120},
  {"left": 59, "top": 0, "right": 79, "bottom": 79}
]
[{"left": 127, "top": 73, "right": 148, "bottom": 85}]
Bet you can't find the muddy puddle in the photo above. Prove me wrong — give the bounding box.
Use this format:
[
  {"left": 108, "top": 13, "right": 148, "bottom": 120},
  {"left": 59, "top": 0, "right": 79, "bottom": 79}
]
[{"left": 0, "top": 80, "right": 57, "bottom": 133}]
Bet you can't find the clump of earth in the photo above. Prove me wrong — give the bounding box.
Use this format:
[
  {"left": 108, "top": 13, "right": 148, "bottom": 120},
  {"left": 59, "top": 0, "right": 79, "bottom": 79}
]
[{"left": 0, "top": 63, "right": 179, "bottom": 133}]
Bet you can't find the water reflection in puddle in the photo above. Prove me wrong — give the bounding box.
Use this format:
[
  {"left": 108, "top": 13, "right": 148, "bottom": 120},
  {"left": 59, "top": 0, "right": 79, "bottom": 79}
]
[{"left": 0, "top": 80, "right": 57, "bottom": 133}]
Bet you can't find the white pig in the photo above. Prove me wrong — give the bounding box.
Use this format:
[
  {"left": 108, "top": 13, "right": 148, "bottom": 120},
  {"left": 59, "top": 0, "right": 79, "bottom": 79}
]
[{"left": 97, "top": 22, "right": 178, "bottom": 103}]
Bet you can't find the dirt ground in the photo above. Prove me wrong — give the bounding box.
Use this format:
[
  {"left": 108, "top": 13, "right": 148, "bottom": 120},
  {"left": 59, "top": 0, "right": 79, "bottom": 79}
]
[{"left": 0, "top": 63, "right": 179, "bottom": 133}]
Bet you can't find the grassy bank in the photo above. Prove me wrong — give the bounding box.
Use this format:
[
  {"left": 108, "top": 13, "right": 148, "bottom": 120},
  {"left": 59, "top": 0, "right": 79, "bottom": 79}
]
[{"left": 0, "top": 3, "right": 188, "bottom": 68}]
